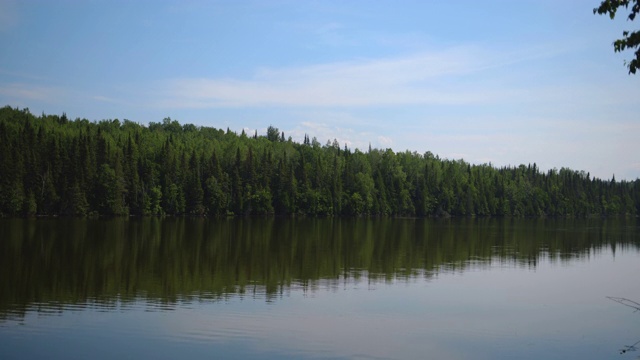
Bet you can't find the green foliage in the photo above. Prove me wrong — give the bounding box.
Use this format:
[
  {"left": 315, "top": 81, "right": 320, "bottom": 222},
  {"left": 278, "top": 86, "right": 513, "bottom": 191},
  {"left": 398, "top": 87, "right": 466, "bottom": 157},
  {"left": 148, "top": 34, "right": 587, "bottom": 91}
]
[
  {"left": 94, "top": 164, "right": 127, "bottom": 215},
  {"left": 594, "top": 0, "right": 640, "bottom": 74},
  {"left": 0, "top": 105, "right": 638, "bottom": 217}
]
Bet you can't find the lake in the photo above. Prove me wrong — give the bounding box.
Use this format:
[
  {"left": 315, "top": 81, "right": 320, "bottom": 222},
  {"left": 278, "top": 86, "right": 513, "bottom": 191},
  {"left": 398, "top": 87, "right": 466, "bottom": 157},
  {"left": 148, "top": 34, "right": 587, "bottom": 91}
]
[{"left": 1, "top": 217, "right": 639, "bottom": 359}]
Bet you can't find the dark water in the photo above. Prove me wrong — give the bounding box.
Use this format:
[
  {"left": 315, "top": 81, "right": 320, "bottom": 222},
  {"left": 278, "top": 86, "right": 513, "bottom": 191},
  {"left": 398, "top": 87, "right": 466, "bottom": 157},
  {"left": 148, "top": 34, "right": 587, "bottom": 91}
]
[{"left": 1, "top": 218, "right": 639, "bottom": 359}]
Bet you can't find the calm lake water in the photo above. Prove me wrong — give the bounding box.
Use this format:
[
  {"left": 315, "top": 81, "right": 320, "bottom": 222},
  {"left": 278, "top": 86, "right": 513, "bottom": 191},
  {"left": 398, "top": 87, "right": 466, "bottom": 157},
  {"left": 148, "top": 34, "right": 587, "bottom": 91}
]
[{"left": 1, "top": 218, "right": 639, "bottom": 359}]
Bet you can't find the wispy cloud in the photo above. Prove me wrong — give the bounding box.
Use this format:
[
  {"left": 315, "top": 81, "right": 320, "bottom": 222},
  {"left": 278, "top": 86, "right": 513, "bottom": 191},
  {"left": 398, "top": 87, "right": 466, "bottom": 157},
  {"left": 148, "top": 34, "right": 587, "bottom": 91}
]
[
  {"left": 286, "top": 120, "right": 392, "bottom": 151},
  {"left": 0, "top": 83, "right": 63, "bottom": 102},
  {"left": 289, "top": 121, "right": 358, "bottom": 148},
  {"left": 157, "top": 45, "right": 557, "bottom": 109},
  {"left": 91, "top": 95, "right": 121, "bottom": 104},
  {"left": 0, "top": 68, "right": 49, "bottom": 81},
  {"left": 314, "top": 22, "right": 351, "bottom": 46},
  {"left": 377, "top": 135, "right": 393, "bottom": 147},
  {"left": 0, "top": 82, "right": 130, "bottom": 107}
]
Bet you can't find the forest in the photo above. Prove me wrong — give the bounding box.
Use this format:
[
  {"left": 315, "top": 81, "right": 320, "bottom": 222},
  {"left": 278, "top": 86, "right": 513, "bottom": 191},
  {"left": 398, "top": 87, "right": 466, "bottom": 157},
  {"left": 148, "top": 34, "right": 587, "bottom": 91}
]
[{"left": 0, "top": 105, "right": 638, "bottom": 217}]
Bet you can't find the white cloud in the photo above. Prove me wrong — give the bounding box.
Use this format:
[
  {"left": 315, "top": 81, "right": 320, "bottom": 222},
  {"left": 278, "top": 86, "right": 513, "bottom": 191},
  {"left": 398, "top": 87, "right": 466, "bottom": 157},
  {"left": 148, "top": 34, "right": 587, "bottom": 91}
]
[
  {"left": 157, "top": 45, "right": 557, "bottom": 109},
  {"left": 285, "top": 120, "right": 386, "bottom": 152},
  {"left": 377, "top": 135, "right": 393, "bottom": 147},
  {"left": 312, "top": 22, "right": 355, "bottom": 47},
  {"left": 293, "top": 122, "right": 356, "bottom": 148},
  {"left": 0, "top": 83, "right": 62, "bottom": 102},
  {"left": 0, "top": 68, "right": 49, "bottom": 82},
  {"left": 0, "top": 83, "right": 133, "bottom": 115},
  {"left": 91, "top": 95, "right": 120, "bottom": 103}
]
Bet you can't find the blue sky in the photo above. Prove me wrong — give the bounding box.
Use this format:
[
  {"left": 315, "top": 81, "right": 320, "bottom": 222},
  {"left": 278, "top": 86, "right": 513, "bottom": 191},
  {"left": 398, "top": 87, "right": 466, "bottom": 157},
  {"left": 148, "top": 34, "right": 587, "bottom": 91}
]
[{"left": 0, "top": 0, "right": 638, "bottom": 180}]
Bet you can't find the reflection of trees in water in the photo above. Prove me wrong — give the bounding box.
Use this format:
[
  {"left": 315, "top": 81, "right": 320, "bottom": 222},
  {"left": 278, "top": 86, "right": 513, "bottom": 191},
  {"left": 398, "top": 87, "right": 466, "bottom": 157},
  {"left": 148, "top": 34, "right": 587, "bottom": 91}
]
[
  {"left": 608, "top": 297, "right": 640, "bottom": 356},
  {"left": 0, "top": 217, "right": 638, "bottom": 318}
]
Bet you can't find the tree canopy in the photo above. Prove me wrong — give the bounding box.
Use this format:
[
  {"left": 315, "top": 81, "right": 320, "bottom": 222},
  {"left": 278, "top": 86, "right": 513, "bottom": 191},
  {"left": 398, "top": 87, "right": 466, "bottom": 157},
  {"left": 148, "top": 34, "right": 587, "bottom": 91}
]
[
  {"left": 594, "top": 0, "right": 640, "bottom": 74},
  {"left": 0, "top": 106, "right": 638, "bottom": 218}
]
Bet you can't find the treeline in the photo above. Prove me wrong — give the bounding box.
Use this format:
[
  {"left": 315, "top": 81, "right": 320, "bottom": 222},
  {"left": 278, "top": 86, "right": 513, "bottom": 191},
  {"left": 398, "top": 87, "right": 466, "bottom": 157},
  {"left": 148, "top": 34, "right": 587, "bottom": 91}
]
[{"left": 0, "top": 106, "right": 638, "bottom": 217}]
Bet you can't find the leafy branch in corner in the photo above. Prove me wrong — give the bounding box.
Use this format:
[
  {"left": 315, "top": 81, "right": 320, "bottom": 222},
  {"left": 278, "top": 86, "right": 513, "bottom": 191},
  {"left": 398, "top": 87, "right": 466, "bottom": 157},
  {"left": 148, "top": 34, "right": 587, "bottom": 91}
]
[{"left": 594, "top": 0, "right": 640, "bottom": 74}]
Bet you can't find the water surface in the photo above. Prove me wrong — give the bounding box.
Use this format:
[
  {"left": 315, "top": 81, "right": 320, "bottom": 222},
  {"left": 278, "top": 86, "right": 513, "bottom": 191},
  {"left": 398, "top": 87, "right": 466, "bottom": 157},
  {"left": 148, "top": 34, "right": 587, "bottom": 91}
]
[{"left": 1, "top": 218, "right": 639, "bottom": 359}]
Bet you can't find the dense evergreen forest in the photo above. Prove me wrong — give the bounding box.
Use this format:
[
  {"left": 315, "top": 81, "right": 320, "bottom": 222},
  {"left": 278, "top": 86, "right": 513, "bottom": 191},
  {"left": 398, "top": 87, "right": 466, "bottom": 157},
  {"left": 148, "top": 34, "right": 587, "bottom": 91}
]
[{"left": 0, "top": 105, "right": 638, "bottom": 217}]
